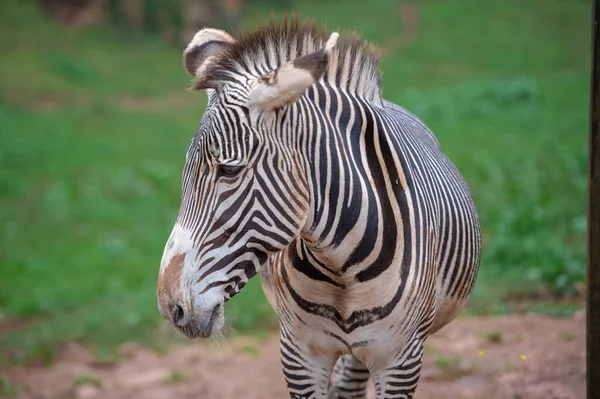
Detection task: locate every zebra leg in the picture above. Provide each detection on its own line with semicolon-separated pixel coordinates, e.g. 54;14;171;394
371;340;425;399
280;337;336;399
328;355;370;399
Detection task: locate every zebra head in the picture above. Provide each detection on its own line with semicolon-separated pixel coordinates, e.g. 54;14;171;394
157;26;339;338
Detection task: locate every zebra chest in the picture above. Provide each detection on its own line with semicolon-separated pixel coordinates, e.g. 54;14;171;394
281;270;404;330
290;303;405;365
282;267;400;318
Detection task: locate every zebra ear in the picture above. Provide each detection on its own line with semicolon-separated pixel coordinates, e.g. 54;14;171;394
248;32;339;111
183;28;235;87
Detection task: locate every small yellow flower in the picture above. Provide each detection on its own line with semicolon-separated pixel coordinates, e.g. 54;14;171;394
520;354;526;360
479;350;485;356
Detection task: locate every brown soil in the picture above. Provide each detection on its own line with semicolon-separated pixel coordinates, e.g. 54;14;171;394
3;312;585;399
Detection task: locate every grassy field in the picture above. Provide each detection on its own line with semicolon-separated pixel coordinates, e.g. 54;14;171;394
0;0;590;365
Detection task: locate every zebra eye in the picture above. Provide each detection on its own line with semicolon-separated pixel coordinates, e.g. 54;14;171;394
219;164;244;178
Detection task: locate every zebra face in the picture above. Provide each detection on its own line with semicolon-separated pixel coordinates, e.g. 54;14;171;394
156;93;311;338
156;27;339;338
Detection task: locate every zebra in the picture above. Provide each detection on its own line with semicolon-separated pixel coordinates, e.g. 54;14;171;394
156;18;481;399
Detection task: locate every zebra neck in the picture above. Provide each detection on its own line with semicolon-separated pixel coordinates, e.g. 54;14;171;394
295;87;404;281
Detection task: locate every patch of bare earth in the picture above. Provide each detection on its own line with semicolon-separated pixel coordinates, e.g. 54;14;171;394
3;312;585;399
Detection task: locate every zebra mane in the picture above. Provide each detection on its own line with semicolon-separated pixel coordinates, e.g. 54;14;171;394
203;17;383;104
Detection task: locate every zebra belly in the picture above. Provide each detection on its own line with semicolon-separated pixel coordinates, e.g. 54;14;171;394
431;294;468;334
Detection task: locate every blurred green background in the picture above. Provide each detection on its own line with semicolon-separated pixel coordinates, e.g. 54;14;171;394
0;0;590;366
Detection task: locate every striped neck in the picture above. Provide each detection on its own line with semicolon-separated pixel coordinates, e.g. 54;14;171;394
290;83;395;278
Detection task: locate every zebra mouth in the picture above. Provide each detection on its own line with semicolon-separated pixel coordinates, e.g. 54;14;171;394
177;303;223;339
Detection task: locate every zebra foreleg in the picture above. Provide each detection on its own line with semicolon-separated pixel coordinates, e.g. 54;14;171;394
370;340;425;399
280;338;336;399
328;355;370;399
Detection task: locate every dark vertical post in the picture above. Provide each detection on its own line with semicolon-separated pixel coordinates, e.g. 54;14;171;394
589;0;600;397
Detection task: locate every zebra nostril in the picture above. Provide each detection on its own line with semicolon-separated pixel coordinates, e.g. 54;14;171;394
170;304;185;326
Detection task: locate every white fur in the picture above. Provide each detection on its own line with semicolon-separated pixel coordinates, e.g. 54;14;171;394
185;28;235;54
324;32;339;55
248;64;315;111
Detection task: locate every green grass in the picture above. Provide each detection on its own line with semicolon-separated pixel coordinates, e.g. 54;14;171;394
0;374;17;398
0;0;590;365
166;370;187;383
72;374;101;388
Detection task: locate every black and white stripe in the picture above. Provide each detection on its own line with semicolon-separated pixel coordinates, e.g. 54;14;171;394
159;19;481;399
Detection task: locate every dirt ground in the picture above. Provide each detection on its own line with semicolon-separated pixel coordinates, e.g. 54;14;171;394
4;312;585;399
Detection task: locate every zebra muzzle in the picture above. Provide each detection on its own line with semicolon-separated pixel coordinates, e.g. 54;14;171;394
171;301;223;339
